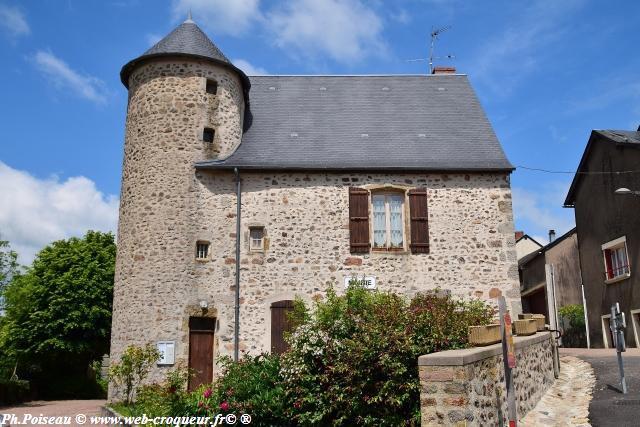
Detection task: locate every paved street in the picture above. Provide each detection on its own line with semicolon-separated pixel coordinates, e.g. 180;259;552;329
0;400;105;427
562;348;640;427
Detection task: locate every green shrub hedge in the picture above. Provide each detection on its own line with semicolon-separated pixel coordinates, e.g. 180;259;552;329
0;379;30;406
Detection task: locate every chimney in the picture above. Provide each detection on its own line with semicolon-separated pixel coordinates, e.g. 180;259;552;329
515;231;524;241
548;229;556;243
431;66;456;74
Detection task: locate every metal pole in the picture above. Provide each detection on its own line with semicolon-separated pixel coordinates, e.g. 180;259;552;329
498;297;517;426
234;168;241;362
581;284;590;349
617;350;628;394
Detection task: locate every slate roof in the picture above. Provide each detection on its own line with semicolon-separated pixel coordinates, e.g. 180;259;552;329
564;129;640;206
196;74;514;172
120;19;250;94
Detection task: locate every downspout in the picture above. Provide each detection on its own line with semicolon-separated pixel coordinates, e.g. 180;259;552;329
234;168;241;362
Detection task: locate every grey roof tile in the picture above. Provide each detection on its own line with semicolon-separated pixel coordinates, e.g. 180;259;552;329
197;74;513;171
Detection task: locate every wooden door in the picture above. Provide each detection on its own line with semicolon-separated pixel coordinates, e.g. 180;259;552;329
271;300;294;354
188;317;215;391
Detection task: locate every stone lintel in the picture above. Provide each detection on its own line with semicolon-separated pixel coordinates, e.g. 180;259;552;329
418;331;551;366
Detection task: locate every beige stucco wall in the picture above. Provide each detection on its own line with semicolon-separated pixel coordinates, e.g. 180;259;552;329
516;237;541;260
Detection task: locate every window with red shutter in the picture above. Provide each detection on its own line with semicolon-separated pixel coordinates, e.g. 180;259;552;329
408;188;429;254
349;187;370;253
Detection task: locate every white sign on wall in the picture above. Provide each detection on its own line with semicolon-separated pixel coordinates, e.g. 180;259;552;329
157;341;175;365
344;276;376;290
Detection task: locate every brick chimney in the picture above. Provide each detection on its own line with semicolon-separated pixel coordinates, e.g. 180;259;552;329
431;66;456;74
515;231;524;241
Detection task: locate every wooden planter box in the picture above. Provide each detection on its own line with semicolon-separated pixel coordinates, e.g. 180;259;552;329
531;314;546;331
513;319;537;336
468;324;501;346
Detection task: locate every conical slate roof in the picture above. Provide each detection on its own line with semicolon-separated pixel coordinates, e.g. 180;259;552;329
120;18;250;95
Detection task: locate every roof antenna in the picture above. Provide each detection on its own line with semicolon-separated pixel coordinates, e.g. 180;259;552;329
406;25;455;73
186;9;193;23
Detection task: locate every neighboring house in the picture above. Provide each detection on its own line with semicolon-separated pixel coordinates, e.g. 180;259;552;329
109;18;520;393
515;231;543;260
518;228;583;330
564;128;640;348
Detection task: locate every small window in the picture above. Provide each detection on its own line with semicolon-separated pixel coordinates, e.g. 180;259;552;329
203;128;215;143
249;227;265;251
602;236;630;282
371;193;405;250
196;241;210;260
206;79;218;95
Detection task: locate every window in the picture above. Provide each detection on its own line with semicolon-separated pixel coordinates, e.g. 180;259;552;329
371;193;404;250
206;79;218;95
196;241;209;260
249;227;264;251
602;236;630;282
203;128;215;143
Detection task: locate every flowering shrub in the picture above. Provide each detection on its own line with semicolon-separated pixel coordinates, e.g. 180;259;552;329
108;344;160;405
184;354;289;426
280;286;494;426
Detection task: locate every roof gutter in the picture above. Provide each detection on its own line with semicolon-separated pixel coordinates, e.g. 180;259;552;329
233;167;241;362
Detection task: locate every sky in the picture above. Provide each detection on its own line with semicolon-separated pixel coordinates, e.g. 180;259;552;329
0;0;639;264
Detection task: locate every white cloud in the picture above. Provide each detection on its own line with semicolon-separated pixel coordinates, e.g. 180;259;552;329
172;0;261;36
0;162;119;265
511;182;575;241
470;0;585;94
0;4;30;38
232;58;268;75
267;0;386;64
31;50;108;105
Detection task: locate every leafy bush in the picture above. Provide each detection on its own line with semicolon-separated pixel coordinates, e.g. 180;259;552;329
280;285;494;426
0;379;30;406
558;304;587;348
109;344;160;405
184;354;288;426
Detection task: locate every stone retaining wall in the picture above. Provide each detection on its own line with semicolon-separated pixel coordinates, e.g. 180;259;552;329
418;332;554;426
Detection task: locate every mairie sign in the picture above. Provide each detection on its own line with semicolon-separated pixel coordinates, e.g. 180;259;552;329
344;276;376;289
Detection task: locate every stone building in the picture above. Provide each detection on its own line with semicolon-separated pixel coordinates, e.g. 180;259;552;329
110;17;520;393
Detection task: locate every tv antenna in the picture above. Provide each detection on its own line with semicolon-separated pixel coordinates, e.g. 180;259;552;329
406;25;454;73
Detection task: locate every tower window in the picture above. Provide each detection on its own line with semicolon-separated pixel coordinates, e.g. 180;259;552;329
196;241;210;260
203;128;215;143
206;79;218;95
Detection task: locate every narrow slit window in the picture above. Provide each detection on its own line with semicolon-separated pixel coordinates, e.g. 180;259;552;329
203;128;215;143
196;242;210;259
206;79;218;95
249;227;265;251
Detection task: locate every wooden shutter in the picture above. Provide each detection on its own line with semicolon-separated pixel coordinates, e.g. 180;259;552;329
271;300;294;355
409;188;430;254
349;187;370;253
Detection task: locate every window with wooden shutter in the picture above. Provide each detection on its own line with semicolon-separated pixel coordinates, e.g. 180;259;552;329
349;187;370;253
271;300;294;355
409;188;429;254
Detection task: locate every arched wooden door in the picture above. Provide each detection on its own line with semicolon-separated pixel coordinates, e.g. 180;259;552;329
270;300;294;354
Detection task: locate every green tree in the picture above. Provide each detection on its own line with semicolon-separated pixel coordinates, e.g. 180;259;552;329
0;237;20;310
0;231;116;397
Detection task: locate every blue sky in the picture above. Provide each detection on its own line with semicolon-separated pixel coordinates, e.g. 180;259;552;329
1;0;639;263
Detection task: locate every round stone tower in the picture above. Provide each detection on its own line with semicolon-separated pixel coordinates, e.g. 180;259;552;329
110;17;249;394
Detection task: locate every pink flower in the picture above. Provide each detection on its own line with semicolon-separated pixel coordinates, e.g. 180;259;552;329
220;401;229;411
203;387;212;398
197;401;203;408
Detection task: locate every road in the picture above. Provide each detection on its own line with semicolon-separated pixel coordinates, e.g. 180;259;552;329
561;348;640;427
1;400;105;427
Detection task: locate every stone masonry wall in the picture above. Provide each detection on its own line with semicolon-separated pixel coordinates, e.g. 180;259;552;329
110;58;244;398
194;171;521;360
418;332;555;426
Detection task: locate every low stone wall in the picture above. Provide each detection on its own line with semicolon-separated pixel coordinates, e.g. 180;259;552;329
418;332;554;426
